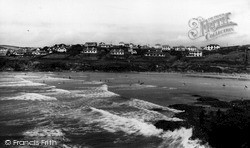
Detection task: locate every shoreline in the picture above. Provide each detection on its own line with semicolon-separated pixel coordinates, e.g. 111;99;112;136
2;70;250;78
0;71;249;147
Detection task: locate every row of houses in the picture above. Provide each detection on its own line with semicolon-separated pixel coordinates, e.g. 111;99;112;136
84;42;220;51
82;42;221;57
155;44;220;51
82;45;202;58
0;42;221;58
81;42;209;57
0;44;69;56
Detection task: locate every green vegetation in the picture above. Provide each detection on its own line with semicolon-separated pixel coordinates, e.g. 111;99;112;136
0;45;249;73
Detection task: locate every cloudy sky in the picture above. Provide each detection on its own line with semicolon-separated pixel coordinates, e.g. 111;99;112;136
0;0;249;47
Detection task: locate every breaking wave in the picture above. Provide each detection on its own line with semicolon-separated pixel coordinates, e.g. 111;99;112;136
24;127;64;137
72;84;119;98
160;128;209;148
121;107;183;122
1;93;57;101
83;107;208;148
0;79;45;87
126;98;183;113
87;107;163;136
45;88;71;94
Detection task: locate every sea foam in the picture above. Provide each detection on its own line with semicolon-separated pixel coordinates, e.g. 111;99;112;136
1;93;57;101
24;127;64;137
122;107;183;122
127;99;183;113
88;107;163;136
72;84;119;98
84;107;208;148
0;79;46;87
160;128;210;148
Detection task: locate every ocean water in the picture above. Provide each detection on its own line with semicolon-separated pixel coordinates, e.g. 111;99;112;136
0;72;249;148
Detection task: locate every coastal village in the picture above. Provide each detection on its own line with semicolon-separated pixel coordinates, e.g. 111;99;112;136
0;42;249;73
0;42;223;58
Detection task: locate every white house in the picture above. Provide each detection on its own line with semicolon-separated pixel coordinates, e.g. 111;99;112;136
56;47;67;53
119;42;125;46
99;42;112;48
32;50;40;55
173;46;186;51
186;46;198;51
205;44;220;51
162;45;171;51
99;42;106;47
145;51;165;57
128;48;137;54
110;49;124;55
83;48;97;54
0;48;8;56
129;43;137;49
154;44;162;49
187;50;203;57
85;42;98;47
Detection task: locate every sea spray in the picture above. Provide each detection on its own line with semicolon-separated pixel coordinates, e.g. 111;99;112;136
159;128;210;148
71;84;119;98
127;98;184;113
86;107;209;148
1;93;57;101
88;107;164;136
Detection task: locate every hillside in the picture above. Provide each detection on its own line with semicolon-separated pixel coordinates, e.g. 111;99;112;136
0;44;249;73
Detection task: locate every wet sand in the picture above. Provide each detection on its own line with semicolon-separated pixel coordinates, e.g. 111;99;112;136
1;71;249;105
49;71;250;105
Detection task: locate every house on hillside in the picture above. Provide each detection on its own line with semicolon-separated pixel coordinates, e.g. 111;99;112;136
119;42;125;46
186;46;198;51
205;44;220;51
110;49;125;55
154;44;162;49
39;51;48;55
124;43;130;48
85;42;98;48
128;48;137;55
0;48;8;56
145;51;165;57
173;46;186;51
99;42;112;48
99;42;105;47
83;48;98;54
186;50;203;57
32;50;40;55
56;47;67;53
12;49;25;56
162;45;171;51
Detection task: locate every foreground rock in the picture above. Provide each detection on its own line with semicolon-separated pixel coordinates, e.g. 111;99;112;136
155;97;250;148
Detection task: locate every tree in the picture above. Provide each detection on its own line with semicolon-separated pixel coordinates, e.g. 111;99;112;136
68;44;83;55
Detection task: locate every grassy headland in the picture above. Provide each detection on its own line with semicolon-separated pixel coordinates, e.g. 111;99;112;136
0;46;250;73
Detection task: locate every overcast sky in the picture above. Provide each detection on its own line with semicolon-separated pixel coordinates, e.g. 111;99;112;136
0;0;249;47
